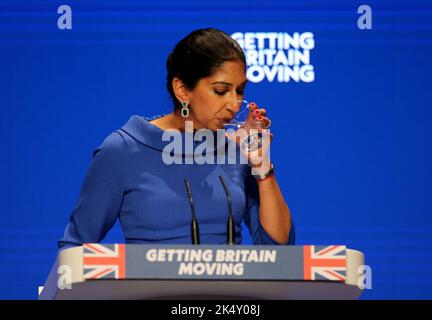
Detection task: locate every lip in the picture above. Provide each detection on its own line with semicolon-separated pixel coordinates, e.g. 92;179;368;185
220;117;233;123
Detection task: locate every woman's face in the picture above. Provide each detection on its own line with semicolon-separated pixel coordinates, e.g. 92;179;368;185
187;60;247;131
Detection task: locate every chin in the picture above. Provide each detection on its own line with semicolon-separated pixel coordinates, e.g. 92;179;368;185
208;119;223;131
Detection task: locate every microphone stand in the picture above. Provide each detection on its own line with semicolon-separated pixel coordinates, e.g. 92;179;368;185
219;176;235;245
184;178;200;245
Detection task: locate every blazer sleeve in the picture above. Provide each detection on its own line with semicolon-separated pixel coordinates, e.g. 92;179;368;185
57;131;125;249
242;170;295;245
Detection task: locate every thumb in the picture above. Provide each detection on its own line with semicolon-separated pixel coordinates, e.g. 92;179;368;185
225;130;236;143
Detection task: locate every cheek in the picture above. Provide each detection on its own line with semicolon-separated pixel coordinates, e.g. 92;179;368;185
196;98;222;119
206;108;224;128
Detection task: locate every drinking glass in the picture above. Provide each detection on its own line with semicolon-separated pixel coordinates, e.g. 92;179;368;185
222;99;271;152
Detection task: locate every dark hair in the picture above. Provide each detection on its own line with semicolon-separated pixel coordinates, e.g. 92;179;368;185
166;28;246;110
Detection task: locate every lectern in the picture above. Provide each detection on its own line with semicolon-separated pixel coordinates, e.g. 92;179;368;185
39;244;364;300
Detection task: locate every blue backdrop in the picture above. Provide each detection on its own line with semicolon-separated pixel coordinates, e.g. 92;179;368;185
1;0;431;299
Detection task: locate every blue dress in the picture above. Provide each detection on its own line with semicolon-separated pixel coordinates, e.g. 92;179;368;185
58;115;295;249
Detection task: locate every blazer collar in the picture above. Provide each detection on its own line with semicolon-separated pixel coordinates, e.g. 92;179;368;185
120;115;229;156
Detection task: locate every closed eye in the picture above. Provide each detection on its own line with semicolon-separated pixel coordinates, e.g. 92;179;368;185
214;90;228;96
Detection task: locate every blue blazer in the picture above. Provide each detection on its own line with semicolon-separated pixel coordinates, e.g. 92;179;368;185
58;115;295;248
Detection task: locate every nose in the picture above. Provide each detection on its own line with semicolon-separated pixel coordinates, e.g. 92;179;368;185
225;98;244;114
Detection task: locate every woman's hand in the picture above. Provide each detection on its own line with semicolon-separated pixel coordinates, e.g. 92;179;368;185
226;102;273;172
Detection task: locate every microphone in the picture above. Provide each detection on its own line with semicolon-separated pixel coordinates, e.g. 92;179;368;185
219;176;235;245
184;178;200;245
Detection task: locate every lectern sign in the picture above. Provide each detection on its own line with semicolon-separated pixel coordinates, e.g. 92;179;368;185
82;244;346;282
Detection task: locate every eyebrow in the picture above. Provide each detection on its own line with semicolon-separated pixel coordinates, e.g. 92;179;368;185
211;80;248;87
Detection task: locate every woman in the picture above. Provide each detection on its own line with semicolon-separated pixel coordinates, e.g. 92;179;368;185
58;28;295;249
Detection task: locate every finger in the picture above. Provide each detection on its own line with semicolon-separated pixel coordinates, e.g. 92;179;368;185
253;108;267;116
248;102;258;111
224;131;236;143
254;116;271;129
246;103;259;123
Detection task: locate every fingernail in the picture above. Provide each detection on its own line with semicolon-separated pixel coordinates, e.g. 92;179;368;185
256;115;263;120
253;110;260;116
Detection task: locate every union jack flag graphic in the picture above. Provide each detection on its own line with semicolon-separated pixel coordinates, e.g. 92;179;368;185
303;245;347;281
83;244;126;280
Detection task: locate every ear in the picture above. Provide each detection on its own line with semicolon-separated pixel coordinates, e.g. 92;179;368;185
172;77;191;103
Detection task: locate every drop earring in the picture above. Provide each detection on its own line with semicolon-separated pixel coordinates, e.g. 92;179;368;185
181;101;190;118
